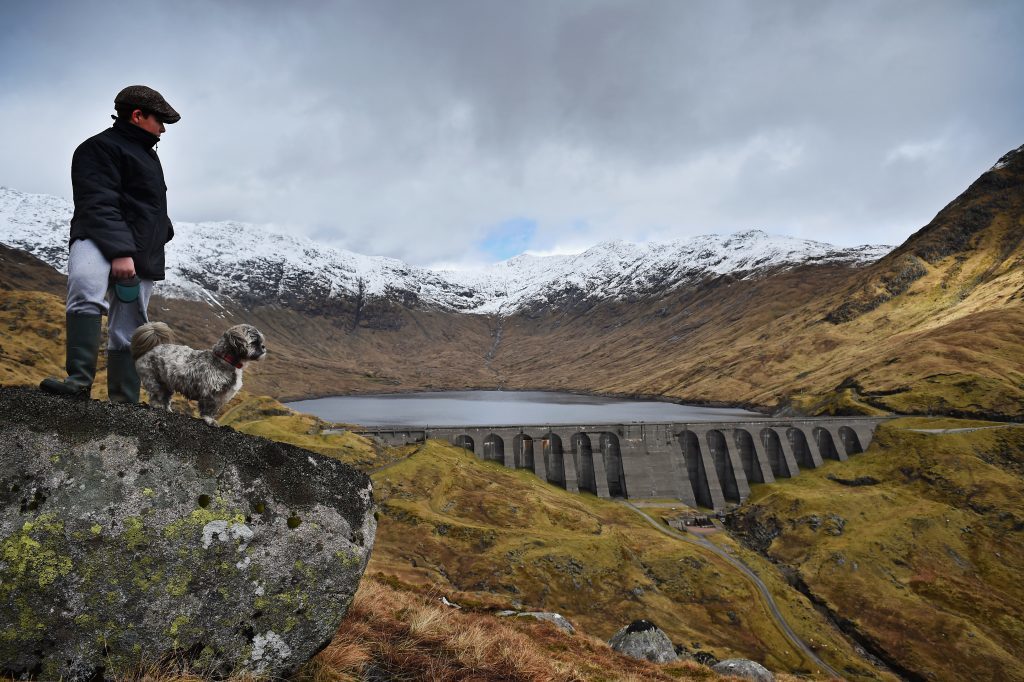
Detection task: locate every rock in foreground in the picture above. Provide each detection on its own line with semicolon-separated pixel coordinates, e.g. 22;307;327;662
607;619;678;663
0;387;375;681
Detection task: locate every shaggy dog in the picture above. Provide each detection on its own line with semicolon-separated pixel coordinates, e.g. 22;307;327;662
131;322;267;425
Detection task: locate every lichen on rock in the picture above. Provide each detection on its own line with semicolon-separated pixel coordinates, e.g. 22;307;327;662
0;386;376;681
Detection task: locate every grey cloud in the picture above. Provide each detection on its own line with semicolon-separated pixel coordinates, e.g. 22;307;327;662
0;0;1021;265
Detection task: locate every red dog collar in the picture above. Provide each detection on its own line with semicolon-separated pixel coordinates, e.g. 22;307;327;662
214;352;243;369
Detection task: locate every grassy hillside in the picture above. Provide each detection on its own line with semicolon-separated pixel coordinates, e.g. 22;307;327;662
218;394;401;469
0;287;66;387
191;397;882;678
727;419;1024;681
159;396;886;679
367;440;886;679
221;400;1023;681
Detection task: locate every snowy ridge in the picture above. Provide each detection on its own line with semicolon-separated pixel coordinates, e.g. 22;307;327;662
0;186;891;314
989;144;1024;172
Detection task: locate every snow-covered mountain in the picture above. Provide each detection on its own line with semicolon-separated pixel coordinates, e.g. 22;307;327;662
0;186;891;315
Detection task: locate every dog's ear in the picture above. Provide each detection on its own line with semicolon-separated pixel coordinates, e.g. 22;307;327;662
224;326;249;358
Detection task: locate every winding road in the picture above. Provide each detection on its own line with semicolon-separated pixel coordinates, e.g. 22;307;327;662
619;501;844;680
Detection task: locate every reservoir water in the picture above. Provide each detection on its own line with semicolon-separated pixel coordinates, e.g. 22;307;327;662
285;390;764;427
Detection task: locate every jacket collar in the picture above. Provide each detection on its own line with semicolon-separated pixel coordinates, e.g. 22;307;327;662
112;118;160;149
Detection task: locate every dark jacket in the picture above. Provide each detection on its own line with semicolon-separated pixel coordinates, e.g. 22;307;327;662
69;119;174;280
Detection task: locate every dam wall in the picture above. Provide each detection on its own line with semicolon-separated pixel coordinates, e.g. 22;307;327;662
357;418;885;510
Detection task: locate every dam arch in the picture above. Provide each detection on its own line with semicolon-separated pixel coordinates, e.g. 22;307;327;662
787;428;814;468
570;433;597;495
513;434;534;469
679;431;714;508
483;434;505;463
707;430;742;502
813;427;840;461
542;432;565;489
733;428;764;484
760;428;791;478
600;433;627;497
838;426;863;455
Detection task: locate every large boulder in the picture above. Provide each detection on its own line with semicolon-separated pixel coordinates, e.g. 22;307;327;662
607;619;678;663
0;387;375;681
712;658;775;681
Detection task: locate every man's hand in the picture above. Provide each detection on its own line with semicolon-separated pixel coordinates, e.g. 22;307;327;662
110;256;136;280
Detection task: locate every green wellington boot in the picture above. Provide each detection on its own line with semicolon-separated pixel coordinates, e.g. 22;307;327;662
106;348;141;404
39;313;102;398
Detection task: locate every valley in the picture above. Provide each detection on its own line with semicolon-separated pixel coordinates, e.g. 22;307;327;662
0;143;1021;680
5;145;1020;419
216;395;1024;681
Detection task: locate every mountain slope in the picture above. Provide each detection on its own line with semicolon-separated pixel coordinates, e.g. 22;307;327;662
826;143;1024;323
1;143;1020;418
0;185;887;316
488;143;1024;419
728;418;1024;681
0;243;503;399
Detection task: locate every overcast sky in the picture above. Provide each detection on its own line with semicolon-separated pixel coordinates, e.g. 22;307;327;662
1;1;1021;267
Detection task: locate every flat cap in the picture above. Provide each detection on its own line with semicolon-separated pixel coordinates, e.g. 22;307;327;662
114;85;180;124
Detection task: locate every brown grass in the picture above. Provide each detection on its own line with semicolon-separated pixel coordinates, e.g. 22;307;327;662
297;577;720;682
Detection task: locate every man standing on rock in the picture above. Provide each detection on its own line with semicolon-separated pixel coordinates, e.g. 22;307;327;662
40;85;179;403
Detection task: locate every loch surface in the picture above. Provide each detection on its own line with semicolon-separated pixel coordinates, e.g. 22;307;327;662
286;390;764;427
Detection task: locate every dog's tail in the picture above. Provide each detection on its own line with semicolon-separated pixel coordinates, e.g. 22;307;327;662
131;322;176;361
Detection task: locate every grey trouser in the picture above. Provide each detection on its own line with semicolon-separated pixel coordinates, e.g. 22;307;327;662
66;238;153;351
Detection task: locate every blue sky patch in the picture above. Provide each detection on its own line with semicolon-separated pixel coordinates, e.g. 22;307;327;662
478;218;537;260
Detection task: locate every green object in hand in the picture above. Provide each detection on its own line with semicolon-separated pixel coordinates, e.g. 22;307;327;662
115;276;140;303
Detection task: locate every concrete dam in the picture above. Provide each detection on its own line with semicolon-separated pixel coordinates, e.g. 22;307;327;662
358;417;886;510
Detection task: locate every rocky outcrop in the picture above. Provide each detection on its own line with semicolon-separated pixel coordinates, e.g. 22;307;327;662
827;473;881;487
824;253;928;323
517;612;576;634
723;506;783;554
0;387;375;681
826;141;1024;325
712;658;774;681
607;619;678;663
495;610;576;634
